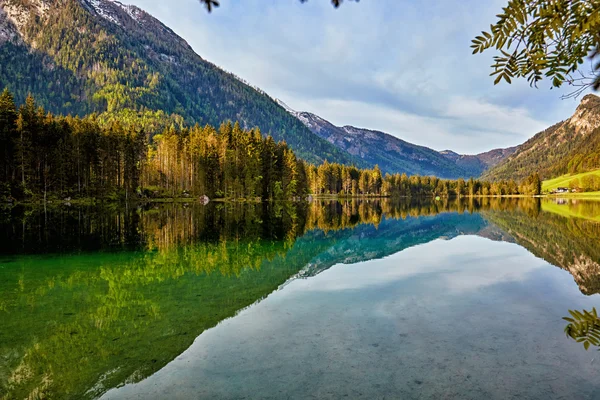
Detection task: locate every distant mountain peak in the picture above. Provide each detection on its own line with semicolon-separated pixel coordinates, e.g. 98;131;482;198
484;93;600;181
277;103;494;178
275;99;518;177
580;93;600;104
568;93;600;135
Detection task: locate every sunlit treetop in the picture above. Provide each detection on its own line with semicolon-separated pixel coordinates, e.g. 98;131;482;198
472;0;600;98
198;0;358;12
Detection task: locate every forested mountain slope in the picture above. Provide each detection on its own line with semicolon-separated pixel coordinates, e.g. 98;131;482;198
289;110;465;178
483;94;600;181
278;100;516;178
0;0;361;165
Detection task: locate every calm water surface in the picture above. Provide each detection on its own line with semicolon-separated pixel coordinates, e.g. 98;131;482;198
1;198;600;399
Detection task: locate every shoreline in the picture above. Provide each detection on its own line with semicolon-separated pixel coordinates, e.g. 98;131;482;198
542;192;600;200
3;193;600;207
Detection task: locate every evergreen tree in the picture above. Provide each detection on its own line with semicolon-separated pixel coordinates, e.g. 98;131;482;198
0;88;17;191
0;90;533;203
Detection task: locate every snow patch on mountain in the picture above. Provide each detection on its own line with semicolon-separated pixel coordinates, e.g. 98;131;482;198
297;114;313;127
87;0;120;25
276;101;333;132
276;99;297;115
120;3;143;22
84;0;144;26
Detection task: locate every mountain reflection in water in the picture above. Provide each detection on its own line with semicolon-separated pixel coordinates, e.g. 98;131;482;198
1;197;599;399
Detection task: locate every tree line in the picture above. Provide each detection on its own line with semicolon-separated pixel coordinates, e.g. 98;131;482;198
0;0;358;167
307;162;541;197
0;90;543;203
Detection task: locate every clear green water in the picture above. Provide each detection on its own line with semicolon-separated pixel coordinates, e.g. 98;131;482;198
1;199;600;399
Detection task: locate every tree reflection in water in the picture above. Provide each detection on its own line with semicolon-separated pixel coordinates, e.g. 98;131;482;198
1;197;600;399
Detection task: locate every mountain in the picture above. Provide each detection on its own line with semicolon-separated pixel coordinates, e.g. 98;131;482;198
298;200;600;297
440;147;518;177
278;101;467;178
295;211;494;278
475;147;520;168
484;206;600;295
278;100;516;178
483;94;600;181
0;0;361;166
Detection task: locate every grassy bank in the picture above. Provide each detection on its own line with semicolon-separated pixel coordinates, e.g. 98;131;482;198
542;169;600;193
541;199;600;222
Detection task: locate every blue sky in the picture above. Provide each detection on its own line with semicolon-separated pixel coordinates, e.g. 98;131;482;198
127;0;589;154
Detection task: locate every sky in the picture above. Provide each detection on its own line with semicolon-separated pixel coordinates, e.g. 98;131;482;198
126;0;590;154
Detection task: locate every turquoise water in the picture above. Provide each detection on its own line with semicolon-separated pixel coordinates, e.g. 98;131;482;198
1;199;600;399
105;236;600;400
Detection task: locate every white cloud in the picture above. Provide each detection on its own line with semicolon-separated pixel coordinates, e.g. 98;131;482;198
285;95;549;153
126;0;585;154
288;236;548;294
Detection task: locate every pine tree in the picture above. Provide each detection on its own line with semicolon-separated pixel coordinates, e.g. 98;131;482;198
0;88;17;190
282;149;299;199
15;94;40;197
534;173;542;195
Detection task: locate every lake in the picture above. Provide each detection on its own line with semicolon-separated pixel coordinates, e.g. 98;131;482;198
1;198;599;399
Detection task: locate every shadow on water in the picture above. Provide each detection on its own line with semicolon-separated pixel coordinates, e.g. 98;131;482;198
0;197;599;399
